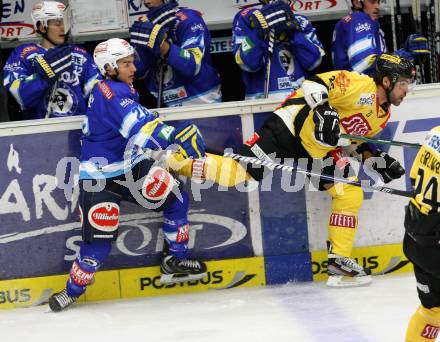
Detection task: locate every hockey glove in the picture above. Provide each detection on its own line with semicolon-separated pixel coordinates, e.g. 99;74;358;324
146;1;178;30
170;121;205;159
35;45;73;82
405;34;430;58
370;149;405;183
250;1;296;37
312;104;340;147
130;21;168;57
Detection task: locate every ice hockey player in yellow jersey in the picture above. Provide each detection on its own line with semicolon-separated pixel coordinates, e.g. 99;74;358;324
404;126;440;341
167;53;415;287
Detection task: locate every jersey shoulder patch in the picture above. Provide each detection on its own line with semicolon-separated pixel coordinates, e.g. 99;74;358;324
73;46;88;55
19;44;40;59
97;81;115;101
342;15;352;23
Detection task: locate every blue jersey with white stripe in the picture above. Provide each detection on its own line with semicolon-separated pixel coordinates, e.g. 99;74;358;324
232;7;324;100
135;8;221;107
80;80;174;180
332;12;387;76
3;43;101;120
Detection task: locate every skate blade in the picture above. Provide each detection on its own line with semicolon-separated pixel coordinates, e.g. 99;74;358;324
326;274;372;288
160;272;208;285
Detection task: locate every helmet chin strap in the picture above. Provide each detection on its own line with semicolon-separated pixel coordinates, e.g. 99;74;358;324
383;81;395;110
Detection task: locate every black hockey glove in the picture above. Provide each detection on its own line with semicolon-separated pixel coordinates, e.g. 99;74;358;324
170;121;205;159
130;21;168;57
35;45;73;82
146;1;178;30
312;103;340;147
370;149;405;183
250;1;296;37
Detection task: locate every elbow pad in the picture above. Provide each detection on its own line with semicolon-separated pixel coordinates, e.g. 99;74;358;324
301;80;328;110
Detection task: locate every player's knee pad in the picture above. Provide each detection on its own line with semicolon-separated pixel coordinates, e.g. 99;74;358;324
406;305;440;341
79;186;121;242
67;240;112;297
163;191;189;259
327;182;363;214
141;165;182;212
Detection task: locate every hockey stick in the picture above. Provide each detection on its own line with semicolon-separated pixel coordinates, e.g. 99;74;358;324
221;150;414;197
410;0;426;84
340;133;422;149
435;0;440;81
156;59;165;108
263;29;275;98
395;0;404;48
389;0;398;52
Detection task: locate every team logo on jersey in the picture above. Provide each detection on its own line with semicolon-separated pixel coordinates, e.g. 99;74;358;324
335;72;350;94
47;86;78;116
142;167;174;201
340;113;372;136
356;93;375;107
88;202;120;232
278;49;294;75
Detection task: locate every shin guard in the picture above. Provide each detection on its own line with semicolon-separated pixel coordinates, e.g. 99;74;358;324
326;181;363;257
406;305;440;341
66;240;112;298
163;191;190;259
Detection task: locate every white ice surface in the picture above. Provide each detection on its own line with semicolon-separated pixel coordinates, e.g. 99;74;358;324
1;273;419;342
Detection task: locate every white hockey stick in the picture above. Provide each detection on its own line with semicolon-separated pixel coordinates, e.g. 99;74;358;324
221;150;414;198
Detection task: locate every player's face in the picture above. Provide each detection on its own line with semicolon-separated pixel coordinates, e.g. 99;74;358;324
363;0;380;20
45;19;66;45
144;0;164;9
389;77;412;106
116;55;136;85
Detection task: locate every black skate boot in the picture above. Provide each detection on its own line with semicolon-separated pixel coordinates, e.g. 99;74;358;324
160;255;207;284
49;288;78;312
326;241;372;287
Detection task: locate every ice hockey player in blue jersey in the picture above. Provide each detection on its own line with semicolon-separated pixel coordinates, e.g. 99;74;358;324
232;0;324;100
48;38;208;312
129;0;221;107
2;1;101;120
332;0;430;76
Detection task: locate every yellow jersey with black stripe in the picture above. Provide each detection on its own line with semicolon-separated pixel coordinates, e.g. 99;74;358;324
410;126;440;215
274;70;390;158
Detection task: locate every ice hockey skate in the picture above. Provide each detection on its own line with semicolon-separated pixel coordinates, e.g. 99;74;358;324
326;241;372;287
160;255;208;285
48;288;78;312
